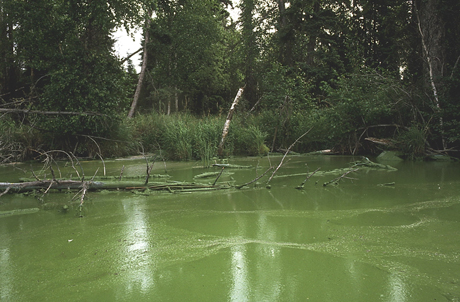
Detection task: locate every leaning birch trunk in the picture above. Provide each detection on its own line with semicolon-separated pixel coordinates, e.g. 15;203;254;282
218;87;245;156
415;2;445;149
128;12;152;118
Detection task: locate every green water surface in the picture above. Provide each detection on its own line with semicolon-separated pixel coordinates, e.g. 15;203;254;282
1;156;459;301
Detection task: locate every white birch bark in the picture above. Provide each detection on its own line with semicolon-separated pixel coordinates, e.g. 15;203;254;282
218;87;245;156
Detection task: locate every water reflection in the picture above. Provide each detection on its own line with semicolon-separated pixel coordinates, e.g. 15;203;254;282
230;245;248;302
387;273;407;302
0;157;458;301
0;245;11;300
117;198;154;297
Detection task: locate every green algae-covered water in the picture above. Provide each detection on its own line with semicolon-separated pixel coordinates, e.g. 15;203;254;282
1;155;460;301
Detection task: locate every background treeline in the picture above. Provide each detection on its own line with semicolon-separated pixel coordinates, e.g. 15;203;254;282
1;0;459;162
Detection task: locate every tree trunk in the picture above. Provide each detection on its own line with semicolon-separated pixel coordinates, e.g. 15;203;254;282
306;0;320;66
175;88;179;112
128;11;152;118
277;0;293;66
218;87;245;156
415;0;445;148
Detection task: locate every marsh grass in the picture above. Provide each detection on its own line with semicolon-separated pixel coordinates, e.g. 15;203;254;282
130;113;270;161
193;118;221;167
396;126;427;160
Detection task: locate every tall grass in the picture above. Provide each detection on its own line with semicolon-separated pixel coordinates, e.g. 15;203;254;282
131;112;269;161
193;118;222;167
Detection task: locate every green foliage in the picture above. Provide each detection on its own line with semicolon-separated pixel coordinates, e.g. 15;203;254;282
0;0;147;146
259;62;312;112
396;126;427;160
0;0;459;159
312;70;413;151
229;123;269;156
145;0;234;114
128;113;269;160
0;117;27;162
162;118;194;161
192;118;222;167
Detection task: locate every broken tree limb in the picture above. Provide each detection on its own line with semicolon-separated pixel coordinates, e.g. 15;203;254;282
144;156;156;185
218;86;245;156
236;166;274;189
323;168;359;187
296;167;321;190
120;47;143;64
267;128;313;184
212;167;225;186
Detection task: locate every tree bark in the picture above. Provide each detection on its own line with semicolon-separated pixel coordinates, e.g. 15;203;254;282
128;11;152;118
218;87;245;156
414;0;445;148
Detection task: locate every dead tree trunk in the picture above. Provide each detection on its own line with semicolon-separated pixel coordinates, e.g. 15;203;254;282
128;11;152;118
218;87;245;156
414;0;446;148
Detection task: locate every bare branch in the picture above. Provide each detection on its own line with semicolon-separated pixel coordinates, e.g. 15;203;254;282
267;128;313;184
236;166;274;189
323;168;359;187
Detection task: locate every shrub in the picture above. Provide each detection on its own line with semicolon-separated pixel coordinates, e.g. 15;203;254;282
396;126;427;160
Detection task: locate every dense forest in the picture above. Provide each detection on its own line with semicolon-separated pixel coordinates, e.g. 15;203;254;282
1;0;459;162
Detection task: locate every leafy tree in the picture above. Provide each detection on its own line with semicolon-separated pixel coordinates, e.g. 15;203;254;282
143;0;235;115
1;0;153;138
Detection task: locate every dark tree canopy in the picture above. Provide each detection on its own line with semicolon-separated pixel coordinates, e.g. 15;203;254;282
1;0;460;154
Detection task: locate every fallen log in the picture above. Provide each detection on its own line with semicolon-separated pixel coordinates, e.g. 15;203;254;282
212;164;252;169
18;174;171;183
193;171;233;179
0;179;231;194
0;180;104;192
126;183;232;193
